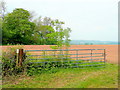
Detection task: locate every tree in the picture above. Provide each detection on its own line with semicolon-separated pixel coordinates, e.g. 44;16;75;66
0;0;6;20
33;17;57;45
0;0;6;45
34;16;71;49
63;27;71;49
2;7;72;45
2;8;35;44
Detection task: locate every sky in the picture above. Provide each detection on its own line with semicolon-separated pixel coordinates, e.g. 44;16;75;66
3;0;119;41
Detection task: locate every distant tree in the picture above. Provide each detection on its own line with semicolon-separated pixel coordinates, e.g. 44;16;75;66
90;43;93;45
2;8;35;44
84;43;89;45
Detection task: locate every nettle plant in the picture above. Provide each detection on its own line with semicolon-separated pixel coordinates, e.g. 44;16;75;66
26;50;74;76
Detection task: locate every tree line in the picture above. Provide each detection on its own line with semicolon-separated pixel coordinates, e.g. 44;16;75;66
0;1;71;48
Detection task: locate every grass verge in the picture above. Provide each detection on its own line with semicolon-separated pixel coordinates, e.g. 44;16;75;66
2;63;118;88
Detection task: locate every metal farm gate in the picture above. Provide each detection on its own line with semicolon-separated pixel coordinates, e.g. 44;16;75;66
25;49;106;68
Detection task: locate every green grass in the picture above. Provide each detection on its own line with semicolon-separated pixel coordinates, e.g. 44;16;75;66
2;63;118;88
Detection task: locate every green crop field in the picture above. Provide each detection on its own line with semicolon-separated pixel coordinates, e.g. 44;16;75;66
2;63;118;88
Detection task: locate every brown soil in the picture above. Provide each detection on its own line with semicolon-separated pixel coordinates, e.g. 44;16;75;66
1;45;118;64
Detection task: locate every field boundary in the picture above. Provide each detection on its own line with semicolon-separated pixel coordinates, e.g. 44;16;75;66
16;48;107;68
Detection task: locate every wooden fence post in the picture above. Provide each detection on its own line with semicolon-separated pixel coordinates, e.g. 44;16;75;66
18;49;24;67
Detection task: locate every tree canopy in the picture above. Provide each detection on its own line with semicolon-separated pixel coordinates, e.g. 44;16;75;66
2;7;72;48
2;8;35;44
33;17;71;47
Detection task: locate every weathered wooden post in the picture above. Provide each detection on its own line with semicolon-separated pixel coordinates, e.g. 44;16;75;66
18;49;24;67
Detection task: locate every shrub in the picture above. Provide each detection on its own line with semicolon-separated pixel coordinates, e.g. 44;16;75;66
26;50;78;76
2;46;27;76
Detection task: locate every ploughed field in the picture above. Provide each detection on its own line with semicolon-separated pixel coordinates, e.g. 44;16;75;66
1;45;118;64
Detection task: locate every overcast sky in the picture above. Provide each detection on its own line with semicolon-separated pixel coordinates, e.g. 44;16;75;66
4;0;118;41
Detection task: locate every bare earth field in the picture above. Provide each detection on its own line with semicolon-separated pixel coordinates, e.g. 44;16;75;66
1;45;118;64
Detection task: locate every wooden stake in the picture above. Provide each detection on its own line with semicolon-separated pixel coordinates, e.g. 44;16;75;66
18;49;24;67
